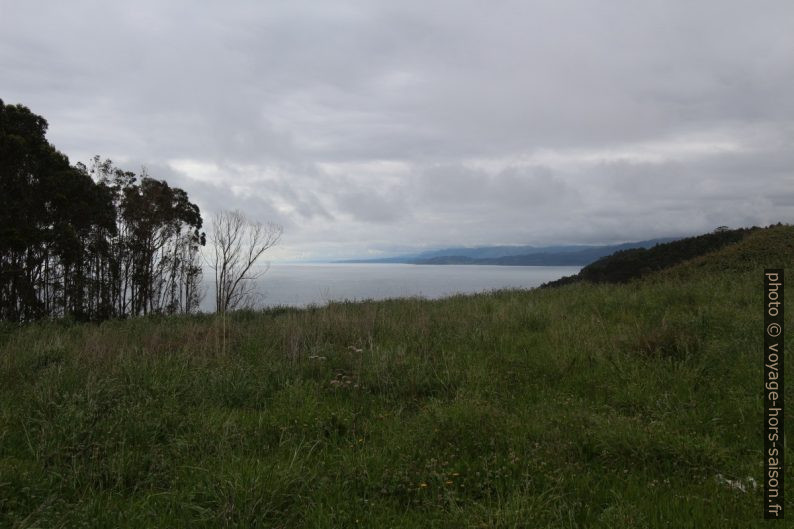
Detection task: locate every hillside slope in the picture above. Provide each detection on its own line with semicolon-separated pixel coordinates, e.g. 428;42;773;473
0;225;791;528
543;225;764;287
661;223;793;277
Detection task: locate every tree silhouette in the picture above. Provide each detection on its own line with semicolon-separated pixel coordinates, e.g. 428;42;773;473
0;99;205;322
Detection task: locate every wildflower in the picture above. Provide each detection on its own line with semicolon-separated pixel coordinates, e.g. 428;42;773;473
419;482;428;488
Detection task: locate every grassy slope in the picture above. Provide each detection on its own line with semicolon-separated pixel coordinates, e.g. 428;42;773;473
544;226;759;287
0;226;792;528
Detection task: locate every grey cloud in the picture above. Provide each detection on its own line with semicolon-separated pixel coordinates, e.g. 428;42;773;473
1;0;792;258
335;189;408;224
419;164;577;210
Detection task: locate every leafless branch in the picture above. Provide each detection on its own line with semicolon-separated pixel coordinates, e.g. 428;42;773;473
207;210;282;313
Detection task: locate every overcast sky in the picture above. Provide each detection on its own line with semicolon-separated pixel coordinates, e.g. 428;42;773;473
2;0;793;260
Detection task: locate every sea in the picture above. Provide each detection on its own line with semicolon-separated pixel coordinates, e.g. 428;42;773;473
199;263;580;312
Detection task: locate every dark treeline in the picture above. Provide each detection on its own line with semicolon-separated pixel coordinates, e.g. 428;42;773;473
0;99;205;322
543;225;762;288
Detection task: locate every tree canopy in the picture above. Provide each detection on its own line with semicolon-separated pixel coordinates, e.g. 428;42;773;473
0;99;205;322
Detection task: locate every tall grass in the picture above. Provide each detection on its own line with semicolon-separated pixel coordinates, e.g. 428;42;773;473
1;227;792;528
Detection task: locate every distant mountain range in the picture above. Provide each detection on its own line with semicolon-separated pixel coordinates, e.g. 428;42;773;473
340;238;680;266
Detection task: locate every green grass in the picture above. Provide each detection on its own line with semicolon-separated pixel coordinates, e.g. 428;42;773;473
1;226;792;528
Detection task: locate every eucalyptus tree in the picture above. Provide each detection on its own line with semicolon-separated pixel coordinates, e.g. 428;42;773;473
0;100;206;322
0;99;116;321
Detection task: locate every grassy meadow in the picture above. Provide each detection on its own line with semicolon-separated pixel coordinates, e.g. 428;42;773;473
1;226;792;528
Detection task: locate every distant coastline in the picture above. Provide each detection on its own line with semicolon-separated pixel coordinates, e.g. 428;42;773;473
339;238;678;266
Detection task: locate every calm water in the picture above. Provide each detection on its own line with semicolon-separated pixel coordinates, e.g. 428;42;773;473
201;263;580;311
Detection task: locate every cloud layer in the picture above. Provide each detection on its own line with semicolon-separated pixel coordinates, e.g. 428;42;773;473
2;0;793;259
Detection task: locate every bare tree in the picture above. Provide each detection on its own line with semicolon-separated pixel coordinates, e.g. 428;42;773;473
208;210;282;313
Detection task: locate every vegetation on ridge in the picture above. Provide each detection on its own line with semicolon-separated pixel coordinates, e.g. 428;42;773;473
543;225;761;287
